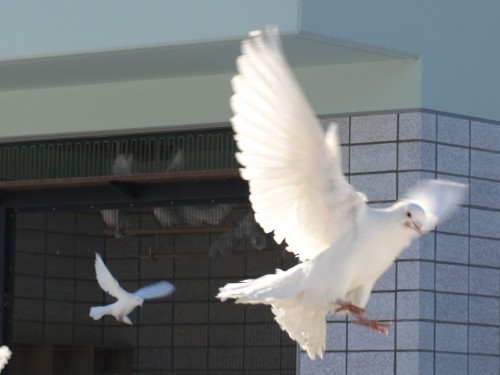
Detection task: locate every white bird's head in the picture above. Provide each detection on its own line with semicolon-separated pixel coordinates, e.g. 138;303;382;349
135;296;144;306
400;202;425;235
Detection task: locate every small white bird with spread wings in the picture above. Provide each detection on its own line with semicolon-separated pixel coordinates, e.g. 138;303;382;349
90;253;175;325
217;27;467;359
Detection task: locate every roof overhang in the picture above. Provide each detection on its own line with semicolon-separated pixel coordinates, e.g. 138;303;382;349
0;30;416;91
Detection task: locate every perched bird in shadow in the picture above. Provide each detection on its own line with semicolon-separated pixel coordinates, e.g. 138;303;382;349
100;209;126;239
90;253;175;325
166;149;185;172
209;212;273;257
179;204;232;226
217;26;467;359
152;149;186;226
111;153;134;175
152;206;180;227
101;154;133;238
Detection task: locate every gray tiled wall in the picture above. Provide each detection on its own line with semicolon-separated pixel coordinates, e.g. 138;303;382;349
10;112;499;374
13;206;297;374
300;111;500;374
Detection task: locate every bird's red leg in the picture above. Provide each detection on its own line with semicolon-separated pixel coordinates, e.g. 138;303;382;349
335;299;365;317
335;299;392;335
353;316;392;335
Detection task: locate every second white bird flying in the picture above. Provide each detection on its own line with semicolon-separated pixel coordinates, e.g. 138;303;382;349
90;253;175;325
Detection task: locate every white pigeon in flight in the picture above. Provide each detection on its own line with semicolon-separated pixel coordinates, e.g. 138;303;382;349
217;26;467;360
90;253;175;325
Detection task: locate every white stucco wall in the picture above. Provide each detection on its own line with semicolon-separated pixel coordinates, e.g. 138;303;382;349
0;0;299;59
1;0;498;139
0;59;420;141
301;0;500;121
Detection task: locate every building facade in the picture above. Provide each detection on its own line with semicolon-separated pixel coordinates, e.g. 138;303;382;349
0;1;498;374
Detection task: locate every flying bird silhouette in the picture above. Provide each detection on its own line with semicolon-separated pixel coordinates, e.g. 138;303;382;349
90;253;175;325
217;26;467;359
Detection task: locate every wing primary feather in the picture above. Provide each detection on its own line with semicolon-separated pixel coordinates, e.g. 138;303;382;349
134;281;175;300
94;253;128;299
231;27;365;260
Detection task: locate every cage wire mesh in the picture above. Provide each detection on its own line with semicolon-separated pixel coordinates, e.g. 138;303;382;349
12;204;297;374
6;127;296;373
0;128;237;181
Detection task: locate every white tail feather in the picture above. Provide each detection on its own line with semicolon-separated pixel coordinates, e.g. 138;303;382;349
217;267;302;303
272;301;326;359
217;265;327;359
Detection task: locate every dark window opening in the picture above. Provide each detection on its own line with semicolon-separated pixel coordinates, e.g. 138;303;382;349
0;128;297;374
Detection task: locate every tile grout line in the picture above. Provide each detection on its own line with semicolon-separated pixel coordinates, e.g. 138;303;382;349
466;119;472;373
433;113;438;375
394;113;400;374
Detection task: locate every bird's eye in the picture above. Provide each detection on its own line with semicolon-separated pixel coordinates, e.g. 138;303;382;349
406;212;412;218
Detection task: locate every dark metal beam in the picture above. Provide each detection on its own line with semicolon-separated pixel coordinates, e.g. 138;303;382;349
0;179;249;212
108;180;138;200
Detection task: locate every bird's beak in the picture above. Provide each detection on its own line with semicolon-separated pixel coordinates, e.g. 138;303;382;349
405;221;423;235
412;221;423;235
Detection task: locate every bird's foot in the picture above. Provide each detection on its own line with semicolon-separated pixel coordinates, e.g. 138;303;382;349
334;299;392;335
334;300;365;317
353;317;392;335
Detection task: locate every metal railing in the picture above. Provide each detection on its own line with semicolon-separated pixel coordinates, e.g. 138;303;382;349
0;128;238;181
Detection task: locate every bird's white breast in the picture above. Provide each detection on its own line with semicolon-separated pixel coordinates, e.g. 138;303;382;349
344;208;415;289
113;294;141;317
301;207;415;305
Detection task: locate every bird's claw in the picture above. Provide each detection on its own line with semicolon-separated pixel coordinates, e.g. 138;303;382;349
334;299;392;335
334;300;365;316
354;318;393;335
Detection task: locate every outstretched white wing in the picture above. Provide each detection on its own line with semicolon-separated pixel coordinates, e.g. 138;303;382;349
404;179;468;232
134;281;175;300
95;253;128;299
231;27;365;261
